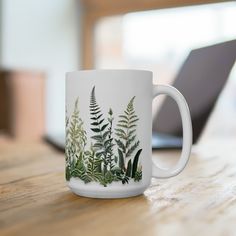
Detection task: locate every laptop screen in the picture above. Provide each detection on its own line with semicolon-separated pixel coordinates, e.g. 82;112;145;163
153;40;236;143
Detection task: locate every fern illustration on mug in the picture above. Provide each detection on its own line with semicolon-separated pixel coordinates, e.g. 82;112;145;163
65;86;142;187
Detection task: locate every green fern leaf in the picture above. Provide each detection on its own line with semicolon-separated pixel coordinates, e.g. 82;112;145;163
119;115;129;120
115;128;126;136
118;149;125;169
93;143;104;148
129;118;139;124
103;131;110;139
126;141;140;157
132;149;142;178
65;98;87;182
126;135;136;149
126;159;132;177
91;128;101;133
91;135;103;141
117;124;128;129
114;96;142;176
101;124;109;131
115;139;126;153
134;167;142;182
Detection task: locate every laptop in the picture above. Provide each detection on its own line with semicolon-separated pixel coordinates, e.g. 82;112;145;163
45;40;236;151
152;39;236;149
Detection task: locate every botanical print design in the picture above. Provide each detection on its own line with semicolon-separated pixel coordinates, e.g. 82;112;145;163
65;86;142;187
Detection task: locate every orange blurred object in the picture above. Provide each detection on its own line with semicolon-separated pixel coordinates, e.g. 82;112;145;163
0;70;45;140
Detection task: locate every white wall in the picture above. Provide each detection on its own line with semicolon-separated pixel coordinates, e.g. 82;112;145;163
1;0;82;135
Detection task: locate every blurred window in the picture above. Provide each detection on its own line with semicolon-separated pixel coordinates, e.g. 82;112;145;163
94;2;236;85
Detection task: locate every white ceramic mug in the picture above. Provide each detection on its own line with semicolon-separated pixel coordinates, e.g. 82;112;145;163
65;70;192;198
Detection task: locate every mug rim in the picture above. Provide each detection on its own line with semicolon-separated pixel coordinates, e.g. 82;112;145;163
66;69;153;78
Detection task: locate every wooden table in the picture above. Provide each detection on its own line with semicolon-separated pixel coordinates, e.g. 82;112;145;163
1;139;236;236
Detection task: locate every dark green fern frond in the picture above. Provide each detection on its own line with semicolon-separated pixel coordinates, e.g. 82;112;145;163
90;86;116;186
106;108;115;170
126;141;140;157
118;149;125;170
126;159;132;177
132;149;142;178
90;86;109;157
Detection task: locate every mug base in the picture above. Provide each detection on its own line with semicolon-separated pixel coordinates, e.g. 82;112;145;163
67;178;149;199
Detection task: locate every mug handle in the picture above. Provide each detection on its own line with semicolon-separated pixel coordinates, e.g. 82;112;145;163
152;85;192;178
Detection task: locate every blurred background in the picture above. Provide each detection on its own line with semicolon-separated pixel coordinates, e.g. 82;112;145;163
0;0;236;145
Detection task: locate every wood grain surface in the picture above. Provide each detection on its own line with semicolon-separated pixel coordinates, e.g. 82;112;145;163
0;139;236;236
